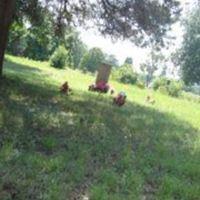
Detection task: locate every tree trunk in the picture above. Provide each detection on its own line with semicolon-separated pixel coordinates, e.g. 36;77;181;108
0;0;16;78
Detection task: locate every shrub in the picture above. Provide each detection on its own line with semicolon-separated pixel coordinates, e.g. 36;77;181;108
167;81;183;97
158;86;169;95
50;46;68;68
152;77;169;90
136;81;145;89
181;91;200;103
111;64;137;85
120;74;137;84
153;77;183;97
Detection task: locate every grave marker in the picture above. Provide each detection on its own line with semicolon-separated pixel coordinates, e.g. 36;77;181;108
96;62;112;84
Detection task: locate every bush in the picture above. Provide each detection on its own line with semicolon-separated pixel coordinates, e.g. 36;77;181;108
111;64;137;85
136;81;145;89
167;81;183;97
181;91;200;103
50;46;68;68
158;86;169;95
152;77;169;90
120;74;137;84
153;77;183;97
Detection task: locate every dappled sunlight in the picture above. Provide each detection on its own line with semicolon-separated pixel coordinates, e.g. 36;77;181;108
0;0;200;199
0;56;200;199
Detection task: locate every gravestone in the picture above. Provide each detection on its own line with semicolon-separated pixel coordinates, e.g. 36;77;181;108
96;62;112;84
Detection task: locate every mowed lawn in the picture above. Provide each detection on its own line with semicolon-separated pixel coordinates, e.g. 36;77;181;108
0;55;200;200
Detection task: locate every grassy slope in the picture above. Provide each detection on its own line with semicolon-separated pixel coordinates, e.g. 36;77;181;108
0;55;200;200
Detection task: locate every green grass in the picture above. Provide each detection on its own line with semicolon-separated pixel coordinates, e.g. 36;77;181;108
0;55;200;200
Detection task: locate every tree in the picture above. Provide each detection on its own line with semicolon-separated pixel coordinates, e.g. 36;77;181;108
72;40;87;68
24;10;56;61
124;57;133;65
0;0;181;77
6;21;27;56
112;63;137;84
50;45;68;68
7;3;58;61
79;47;105;72
105;54;119;67
0;0;16;77
180;7;200;85
140;47;165;86
64;29;87;68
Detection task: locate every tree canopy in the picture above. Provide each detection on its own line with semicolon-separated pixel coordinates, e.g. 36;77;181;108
179;7;200;85
140;47;165;85
41;0;181;46
0;0;181;77
124;57;133;65
79;47;105;72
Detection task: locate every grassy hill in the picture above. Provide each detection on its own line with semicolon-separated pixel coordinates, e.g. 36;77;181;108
0;55;200;200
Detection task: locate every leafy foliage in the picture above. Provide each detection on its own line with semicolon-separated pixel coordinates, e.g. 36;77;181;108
3;0;181;77
79;47;105;72
104;54;119;67
50;46;68;68
15;0;181;47
153;77;183;97
47;0;180;46
24;13;57;60
180;7;200;84
124;57;133;65
181;91;200;103
167;81;184;97
90;0;181;46
136;80;145;89
8;8;57;61
140;48;165;86
64;29;88;68
0;0;181;78
152;77;169;91
7;21;27;56
112;64;137;85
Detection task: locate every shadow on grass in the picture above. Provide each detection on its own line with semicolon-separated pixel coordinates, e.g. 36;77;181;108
0;73;200;199
4;58;42;75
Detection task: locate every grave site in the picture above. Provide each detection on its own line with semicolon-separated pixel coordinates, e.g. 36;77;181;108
0;1;200;199
0;55;200;199
87;63;126;106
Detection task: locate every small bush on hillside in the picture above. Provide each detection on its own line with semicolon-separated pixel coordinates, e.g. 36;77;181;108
136;80;145;89
112;64;137;85
152;77;169;90
50;46;68;68
153;77;183;97
158;85;169;95
167;81;183;97
120;74;137;84
181;91;200;103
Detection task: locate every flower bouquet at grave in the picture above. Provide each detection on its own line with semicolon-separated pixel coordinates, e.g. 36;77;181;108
88;80;110;93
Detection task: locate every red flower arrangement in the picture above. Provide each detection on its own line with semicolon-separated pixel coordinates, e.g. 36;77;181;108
113;92;127;106
88;80;110;93
60;81;72;95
